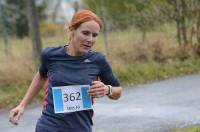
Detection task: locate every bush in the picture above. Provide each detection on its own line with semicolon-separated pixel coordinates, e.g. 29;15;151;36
40;21;65;37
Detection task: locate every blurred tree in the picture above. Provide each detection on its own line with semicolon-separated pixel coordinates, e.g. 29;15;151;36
194;0;200;45
85;0;135;30
27;0;42;65
158;0;200;46
85;0;163;43
85;0;200;49
1;0;46;39
52;0;61;22
0;0;9;54
72;1;80;12
132;0;164;42
3;0;29;38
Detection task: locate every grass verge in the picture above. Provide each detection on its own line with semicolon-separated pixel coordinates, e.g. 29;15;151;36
115;58;200;86
172;125;200;132
1;58;200;109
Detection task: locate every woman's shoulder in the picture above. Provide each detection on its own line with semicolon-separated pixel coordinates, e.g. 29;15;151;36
90;51;106;61
43;46;63;53
42;46;63;56
89;51;109;67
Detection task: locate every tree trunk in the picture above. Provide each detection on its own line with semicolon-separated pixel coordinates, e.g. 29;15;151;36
173;0;182;45
52;0;61;23
2;27;8;55
100;1;110;61
0;1;9;55
197;5;200;45
73;1;80;12
189;26;195;45
93;0;110;60
27;0;42;66
142;30;146;44
102;14;110;59
177;20;182;46
180;0;188;45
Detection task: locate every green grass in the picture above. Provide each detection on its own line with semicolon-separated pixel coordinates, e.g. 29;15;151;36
172;125;200;132
0;85;27;108
1;25;200;109
1;57;200;109
115;58;200;86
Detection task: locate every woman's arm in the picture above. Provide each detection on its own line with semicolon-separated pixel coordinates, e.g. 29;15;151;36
17;72;46;108
9;71;46;125
107;86;122;100
89;81;122;100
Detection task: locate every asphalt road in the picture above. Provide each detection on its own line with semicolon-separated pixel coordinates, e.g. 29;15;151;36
1;74;200;132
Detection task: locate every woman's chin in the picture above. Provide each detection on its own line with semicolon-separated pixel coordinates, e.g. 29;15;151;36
77;49;89;56
82;48;90;53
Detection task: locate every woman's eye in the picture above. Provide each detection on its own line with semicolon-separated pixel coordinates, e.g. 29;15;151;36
82;31;90;36
92;33;98;37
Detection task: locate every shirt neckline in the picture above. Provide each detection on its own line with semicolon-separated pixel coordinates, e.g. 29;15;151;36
63;45;92;59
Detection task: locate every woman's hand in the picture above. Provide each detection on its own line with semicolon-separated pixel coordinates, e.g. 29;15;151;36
8;72;46;125
88;81;109;98
9;105;25;125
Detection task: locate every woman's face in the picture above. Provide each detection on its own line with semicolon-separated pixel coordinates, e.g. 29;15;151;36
70;20;100;56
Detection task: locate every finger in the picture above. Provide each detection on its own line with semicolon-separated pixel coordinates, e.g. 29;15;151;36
15;111;23;122
88;88;104;94
9;110;22;125
9;110;16;119
11;120;18;125
90;82;105;90
91;81;100;85
92;94;104;98
11;113;22;125
90;83;104;88
9;117;18;125
13;122;18;125
91;81;105;87
89;91;104;97
9;111;17;123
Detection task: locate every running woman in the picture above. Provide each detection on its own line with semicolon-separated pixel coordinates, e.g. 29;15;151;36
9;9;122;132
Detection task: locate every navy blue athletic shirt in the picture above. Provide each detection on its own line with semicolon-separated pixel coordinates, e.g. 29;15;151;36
36;45;120;132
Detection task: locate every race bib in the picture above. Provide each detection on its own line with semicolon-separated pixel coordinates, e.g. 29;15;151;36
52;85;92;113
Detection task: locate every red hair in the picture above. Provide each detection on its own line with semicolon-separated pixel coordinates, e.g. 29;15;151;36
69;10;102;31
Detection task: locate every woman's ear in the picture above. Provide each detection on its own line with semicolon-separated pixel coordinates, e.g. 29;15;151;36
71;30;75;37
68;30;75;41
64;24;71;41
65;24;71;33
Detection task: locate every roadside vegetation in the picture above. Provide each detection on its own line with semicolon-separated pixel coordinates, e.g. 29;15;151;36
1;0;200;131
1;25;200;108
172;125;200;132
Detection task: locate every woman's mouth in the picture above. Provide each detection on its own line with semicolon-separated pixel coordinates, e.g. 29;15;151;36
82;44;91;49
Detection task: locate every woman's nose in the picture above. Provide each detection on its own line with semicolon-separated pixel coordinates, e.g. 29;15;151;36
87;34;93;42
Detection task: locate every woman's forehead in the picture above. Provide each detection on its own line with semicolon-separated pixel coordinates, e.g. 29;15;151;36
78;20;100;31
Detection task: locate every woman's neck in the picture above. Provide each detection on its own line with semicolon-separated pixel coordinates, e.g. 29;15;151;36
66;44;84;56
66;44;75;56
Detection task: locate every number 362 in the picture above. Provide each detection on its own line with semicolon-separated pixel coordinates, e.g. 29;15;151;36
63;92;81;102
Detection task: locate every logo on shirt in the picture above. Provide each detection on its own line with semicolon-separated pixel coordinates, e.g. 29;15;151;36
83;59;91;63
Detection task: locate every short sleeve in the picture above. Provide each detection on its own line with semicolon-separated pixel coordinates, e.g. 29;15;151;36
99;55;120;86
39;49;48;78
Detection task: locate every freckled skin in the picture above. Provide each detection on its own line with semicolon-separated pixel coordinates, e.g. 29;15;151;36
68;20;100;56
